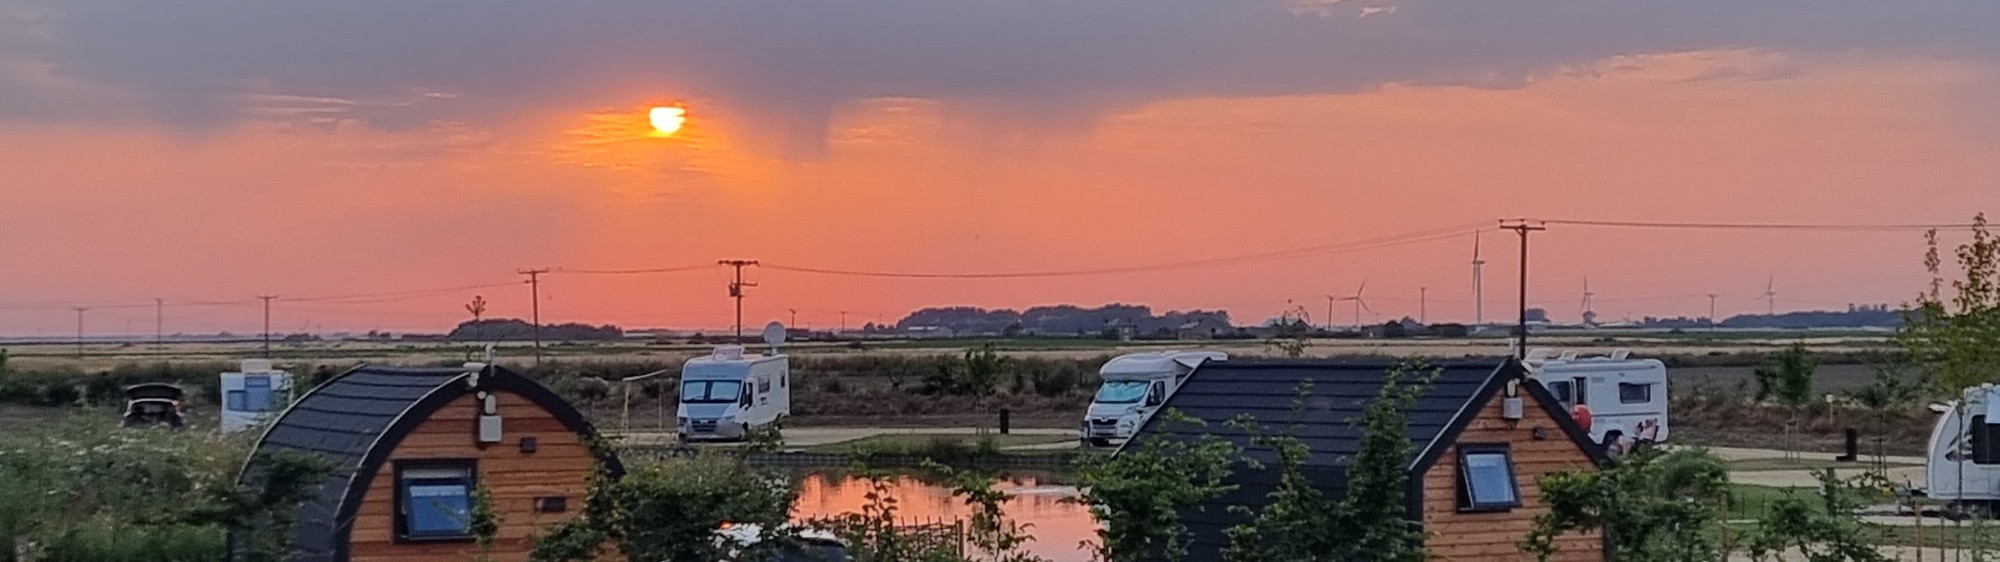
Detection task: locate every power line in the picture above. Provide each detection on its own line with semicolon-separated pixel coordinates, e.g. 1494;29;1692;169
1537;219;1976;232
759;222;1488;279
555;264;714;275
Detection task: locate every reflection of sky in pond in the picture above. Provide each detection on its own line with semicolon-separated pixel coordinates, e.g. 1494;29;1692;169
791;472;1097;562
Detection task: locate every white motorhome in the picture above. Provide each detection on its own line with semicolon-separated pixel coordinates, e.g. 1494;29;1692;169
678;345;791;442
1524;348;1669;452
1081;351;1226;447
1923;385;2000;513
220;359;294;434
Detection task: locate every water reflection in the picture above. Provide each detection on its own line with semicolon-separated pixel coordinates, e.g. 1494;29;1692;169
790;471;1097;562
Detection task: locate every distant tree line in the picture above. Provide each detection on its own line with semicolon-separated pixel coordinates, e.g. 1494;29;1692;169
888;304;1231;336
448;318;624;341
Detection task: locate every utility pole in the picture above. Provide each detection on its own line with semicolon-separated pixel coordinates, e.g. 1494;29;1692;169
71;307;88;358
1707;294;1719;330
154;298;164;351
518;268;550;365
789;308;798;329
258;295;277;358
840;311;848;333
1420;286;1428;324
1501;219;1546;358
718;260;760;341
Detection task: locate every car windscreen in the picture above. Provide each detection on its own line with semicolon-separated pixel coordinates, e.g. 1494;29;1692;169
1093;381;1150;404
681;380;744;403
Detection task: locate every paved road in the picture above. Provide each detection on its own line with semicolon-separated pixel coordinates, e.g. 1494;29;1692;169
609;426;1078;448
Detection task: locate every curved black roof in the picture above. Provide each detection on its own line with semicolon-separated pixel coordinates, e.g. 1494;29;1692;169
238;364;616;562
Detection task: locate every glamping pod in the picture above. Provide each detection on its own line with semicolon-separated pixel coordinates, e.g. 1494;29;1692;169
1123;358;1610;562
232;363;620;562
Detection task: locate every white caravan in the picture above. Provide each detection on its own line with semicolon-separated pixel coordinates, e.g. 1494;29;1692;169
220;359;294;434
1081;351;1226;447
678;345;791;442
1524;348;1669;451
1923;385;2000;513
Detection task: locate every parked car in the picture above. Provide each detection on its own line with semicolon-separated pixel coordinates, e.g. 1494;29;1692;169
120;383;187;429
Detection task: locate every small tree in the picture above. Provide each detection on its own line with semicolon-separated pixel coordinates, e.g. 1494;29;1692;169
1898;215;2000;552
1763;344;1818;458
1744;470;1891;562
1844;354;1922;475
1220;365;1435;562
1523;448;1732;562
1071;411;1240;562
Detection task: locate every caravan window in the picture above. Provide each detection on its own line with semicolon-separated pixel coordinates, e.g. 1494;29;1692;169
681;381;743;403
1544;380;1574;408
1572;377;1590;406
242;375;277;412
397;462;476;541
1618;383;1653;404
1975;416;2000;465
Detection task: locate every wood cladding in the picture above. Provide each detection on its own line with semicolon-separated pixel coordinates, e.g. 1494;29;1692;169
348;391;596;562
1421;388;1604;562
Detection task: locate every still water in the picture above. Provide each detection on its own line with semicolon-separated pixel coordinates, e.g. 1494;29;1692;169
790;471;1098;562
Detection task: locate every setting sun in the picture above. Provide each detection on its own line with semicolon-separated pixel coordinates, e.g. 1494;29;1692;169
648;105;687;136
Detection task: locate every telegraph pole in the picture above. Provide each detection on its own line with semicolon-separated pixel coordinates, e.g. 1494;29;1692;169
718;260;760;341
1420;286;1428;324
1501;220;1546;358
258;295;277;358
789;308;798;329
518;268;550;365
840;311;848;333
71;307;88;358
1707;294;1720;330
154;298;164;351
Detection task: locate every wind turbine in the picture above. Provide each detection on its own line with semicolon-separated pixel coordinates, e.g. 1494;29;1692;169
1471;233;1486;326
1761;276;1777;316
1333;280;1373;329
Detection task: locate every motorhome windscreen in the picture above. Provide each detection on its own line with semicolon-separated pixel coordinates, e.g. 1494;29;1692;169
1093;381;1149;404
682;381;743;403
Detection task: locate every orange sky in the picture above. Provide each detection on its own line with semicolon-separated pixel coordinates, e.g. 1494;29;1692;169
4;2;2000;335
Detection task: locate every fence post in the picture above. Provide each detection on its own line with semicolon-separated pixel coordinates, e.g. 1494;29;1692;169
1837;428;1859;462
999;408;1011;435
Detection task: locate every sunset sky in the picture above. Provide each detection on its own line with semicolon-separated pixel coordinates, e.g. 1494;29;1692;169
4;0;1999;335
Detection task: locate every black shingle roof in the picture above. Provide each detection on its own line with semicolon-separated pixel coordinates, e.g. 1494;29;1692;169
1122;358;1525;562
250;366;471;562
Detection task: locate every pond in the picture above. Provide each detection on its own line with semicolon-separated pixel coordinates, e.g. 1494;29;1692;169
790;471;1098;562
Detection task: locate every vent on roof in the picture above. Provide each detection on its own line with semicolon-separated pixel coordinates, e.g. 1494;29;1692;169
1610;349;1631;361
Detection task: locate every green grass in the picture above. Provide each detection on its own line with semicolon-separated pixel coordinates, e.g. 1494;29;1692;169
803;433;1075;455
1727;458;1919;472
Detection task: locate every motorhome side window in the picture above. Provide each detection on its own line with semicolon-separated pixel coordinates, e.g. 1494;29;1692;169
1974;415;2000;465
1146;381;1166;406
1572;377;1589;406
1545;380;1573;408
1618;382;1652;404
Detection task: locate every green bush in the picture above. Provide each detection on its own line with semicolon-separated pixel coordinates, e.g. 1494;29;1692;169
33;523;225;562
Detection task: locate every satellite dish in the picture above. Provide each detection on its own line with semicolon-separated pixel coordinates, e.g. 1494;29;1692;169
761;321;787;350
